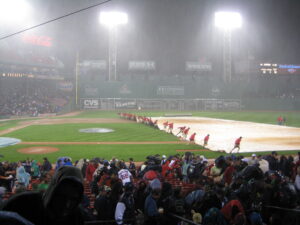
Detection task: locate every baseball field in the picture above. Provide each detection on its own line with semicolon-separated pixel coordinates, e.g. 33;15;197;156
0;110;300;163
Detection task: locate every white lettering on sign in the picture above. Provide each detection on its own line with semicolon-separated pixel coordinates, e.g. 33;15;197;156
83;99;99;109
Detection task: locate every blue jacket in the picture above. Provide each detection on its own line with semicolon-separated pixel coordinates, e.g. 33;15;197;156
144;194;159;217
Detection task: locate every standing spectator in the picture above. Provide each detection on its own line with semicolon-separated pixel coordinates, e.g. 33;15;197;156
85;160;98;183
267;151;279;171
81;159;89;178
115;183;135;225
248;154;259;166
118;163;133;186
144;189;163;225
161;155;167;165
128;158;136;177
134;180;147;212
94;185;112;221
223;157;237;186
182;154;191;183
257;155;269;173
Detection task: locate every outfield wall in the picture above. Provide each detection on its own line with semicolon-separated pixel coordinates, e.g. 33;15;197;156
80;98;241;111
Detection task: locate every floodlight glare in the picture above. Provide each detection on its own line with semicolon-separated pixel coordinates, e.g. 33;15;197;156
99;11;128;27
215;12;242;30
0;0;32;25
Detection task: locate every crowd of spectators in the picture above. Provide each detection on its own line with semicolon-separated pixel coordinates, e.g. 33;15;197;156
0;80;70;117
0;150;300;225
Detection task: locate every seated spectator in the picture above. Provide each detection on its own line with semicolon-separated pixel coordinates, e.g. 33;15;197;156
16;167;30;188
0;162;15;192
202;207;227;225
41;157;52;176
30;160;40;179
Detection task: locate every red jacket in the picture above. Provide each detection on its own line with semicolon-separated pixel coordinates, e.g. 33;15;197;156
189;133;196;141
204;135;209;142
235;137;242;145
85;164;97;182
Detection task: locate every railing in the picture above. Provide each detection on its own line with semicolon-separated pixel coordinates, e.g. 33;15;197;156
84;213;201;225
264;205;300;213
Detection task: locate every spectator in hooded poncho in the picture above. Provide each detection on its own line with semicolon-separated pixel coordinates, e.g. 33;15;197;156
31;160;40;178
16;167;30;188
1;166;85;225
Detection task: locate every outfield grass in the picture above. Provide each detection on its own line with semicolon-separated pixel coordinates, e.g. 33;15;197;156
2;123;179;142
74;110;300;127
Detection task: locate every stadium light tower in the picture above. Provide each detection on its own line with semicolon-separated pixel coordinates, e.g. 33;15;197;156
0;0;32;26
99;11;128;81
215;12;242;83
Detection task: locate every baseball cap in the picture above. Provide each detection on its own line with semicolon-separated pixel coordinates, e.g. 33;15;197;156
162;155;166;159
252;154;256;157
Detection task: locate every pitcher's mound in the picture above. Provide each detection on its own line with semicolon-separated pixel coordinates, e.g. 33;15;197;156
18;146;59;154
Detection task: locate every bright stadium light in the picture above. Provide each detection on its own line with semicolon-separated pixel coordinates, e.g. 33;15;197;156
99;11;128;81
215;12;242;30
214;11;242;83
0;0;32;25
99;11;128;28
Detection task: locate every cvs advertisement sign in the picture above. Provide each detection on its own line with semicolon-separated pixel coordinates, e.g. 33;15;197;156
83;99;99;109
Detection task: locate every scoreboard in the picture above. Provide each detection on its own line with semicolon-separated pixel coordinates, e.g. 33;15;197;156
260;63;300;75
260;63;278;74
278;64;300;75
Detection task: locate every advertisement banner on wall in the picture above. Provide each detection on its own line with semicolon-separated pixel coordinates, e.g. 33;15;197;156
128;61;156;71
83;99;99;109
81;60;107;70
157;86;184;96
185;62;212;72
58;81;73;92
115;100;137;109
